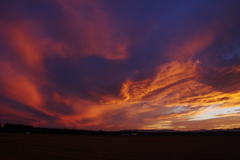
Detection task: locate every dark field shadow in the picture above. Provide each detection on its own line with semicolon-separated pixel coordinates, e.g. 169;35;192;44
1;134;240;160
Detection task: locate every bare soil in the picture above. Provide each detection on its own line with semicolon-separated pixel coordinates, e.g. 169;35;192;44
0;134;240;160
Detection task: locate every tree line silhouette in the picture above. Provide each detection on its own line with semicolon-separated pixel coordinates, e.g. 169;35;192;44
1;123;240;136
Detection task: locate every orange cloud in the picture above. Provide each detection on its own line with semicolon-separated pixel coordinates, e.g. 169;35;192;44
155;109;204;120
118;60;240;131
172;116;240;131
1;20;74;71
0;21;46;72
163;20;229;61
120;60;240;109
216;112;240;117
0;102;47;126
120;60;199;102
55;0;130;60
0;0;131;129
11;24;43;70
52;92;71;106
0;62;43;109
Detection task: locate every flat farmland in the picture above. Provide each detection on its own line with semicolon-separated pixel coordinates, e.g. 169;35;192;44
1;134;240;160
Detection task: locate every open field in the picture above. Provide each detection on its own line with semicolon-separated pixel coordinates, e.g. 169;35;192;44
1;134;240;160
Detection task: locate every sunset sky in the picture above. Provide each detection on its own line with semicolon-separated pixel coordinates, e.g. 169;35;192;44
1;0;240;131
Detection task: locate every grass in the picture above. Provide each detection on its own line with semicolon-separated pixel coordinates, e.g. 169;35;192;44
1;134;240;160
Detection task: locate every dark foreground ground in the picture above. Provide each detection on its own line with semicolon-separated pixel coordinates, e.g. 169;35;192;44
1;134;240;160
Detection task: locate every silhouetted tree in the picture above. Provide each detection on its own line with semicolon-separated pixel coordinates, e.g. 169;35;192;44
2;123;33;133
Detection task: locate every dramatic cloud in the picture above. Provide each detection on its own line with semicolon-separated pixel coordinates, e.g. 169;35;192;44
1;0;240;130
